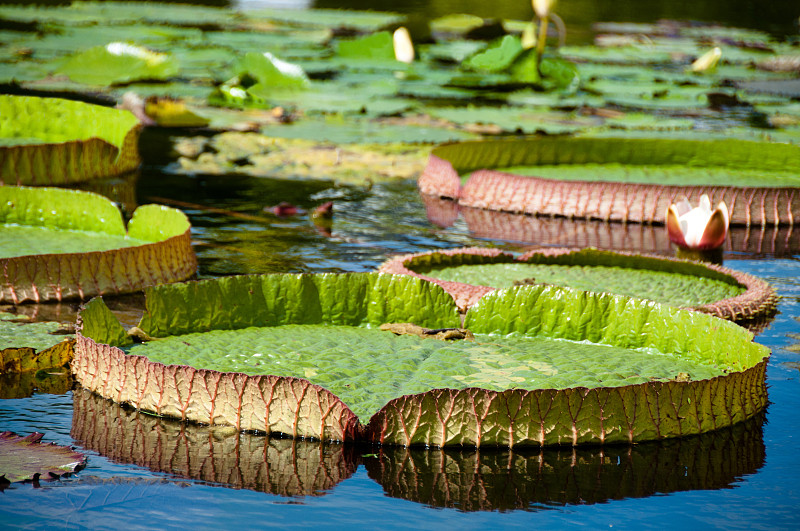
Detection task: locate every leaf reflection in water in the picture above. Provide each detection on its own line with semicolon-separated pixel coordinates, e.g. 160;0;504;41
71;389;765;510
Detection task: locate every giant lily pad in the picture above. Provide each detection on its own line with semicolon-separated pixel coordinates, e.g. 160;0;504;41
418;137;800;225
380;247;777;321
74;272;769;447
0;185;196;303
0;431;86;486
0;95;141;185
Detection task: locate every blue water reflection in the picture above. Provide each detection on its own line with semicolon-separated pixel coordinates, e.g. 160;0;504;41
1;180;799;527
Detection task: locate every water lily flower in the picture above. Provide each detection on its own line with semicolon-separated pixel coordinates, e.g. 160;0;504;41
393;27;415;64
666;194;729;250
691;46;722;72
532;0;557;19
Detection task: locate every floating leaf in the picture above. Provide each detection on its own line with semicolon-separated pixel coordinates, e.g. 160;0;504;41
0;340;74;375
464;34;523;72
418;137;800;225
258;117;477;144
337;31;395;61
143;97;211;128
381;247;776;320
246;7;403;32
237;51;310;92
430;14;485;37
0;1;238;28
0;95;141;185
56;42;180;86
0;432;86;485
0;186;196;303
426;105;598;134
74;272;769;447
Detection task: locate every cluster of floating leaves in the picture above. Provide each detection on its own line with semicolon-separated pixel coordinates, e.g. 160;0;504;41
1;1;798;180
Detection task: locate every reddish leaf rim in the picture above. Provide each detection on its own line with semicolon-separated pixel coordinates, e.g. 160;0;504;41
379;246;778;321
418;138;800;226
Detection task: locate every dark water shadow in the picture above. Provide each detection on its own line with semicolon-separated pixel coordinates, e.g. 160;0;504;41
71;388;766;509
423;195;800;258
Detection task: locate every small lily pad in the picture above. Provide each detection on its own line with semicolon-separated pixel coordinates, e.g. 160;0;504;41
381;247;777;321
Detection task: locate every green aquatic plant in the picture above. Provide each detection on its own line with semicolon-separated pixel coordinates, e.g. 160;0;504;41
75;272;769;447
70;386;765;506
57;41;180;85
418;136;800;225
0;95;141;185
0;186;196;303
380;247;777;320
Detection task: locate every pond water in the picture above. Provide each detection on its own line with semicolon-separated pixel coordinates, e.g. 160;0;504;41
1;145;799;529
2;0;800;528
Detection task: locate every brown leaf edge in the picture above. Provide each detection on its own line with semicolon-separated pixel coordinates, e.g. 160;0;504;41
419;153;800;226
71;389;359;497
367;412;765;510
0;125;142;186
72;334;363;443
70;387;765;506
365;359;767;447
379;246;779;321
0;431;87;489
0;229;196;304
73;331;768;447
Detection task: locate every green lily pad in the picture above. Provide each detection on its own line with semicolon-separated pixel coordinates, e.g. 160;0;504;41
0;1;237;28
70;383;764;505
237;51;310;92
57;42;180;86
426;105;600;134
418;136;800;225
0;95;141;185
423;40;487;63
246;7;403;33
429;14;486;37
0;313;72;352
603;112;695;130
0;432;86;486
0;186;196;303
464;34;523;72
381;247;776;321
75;272;769;447
15;24;202;61
258;117;477;144
0;311;74;376
336;31;395;61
